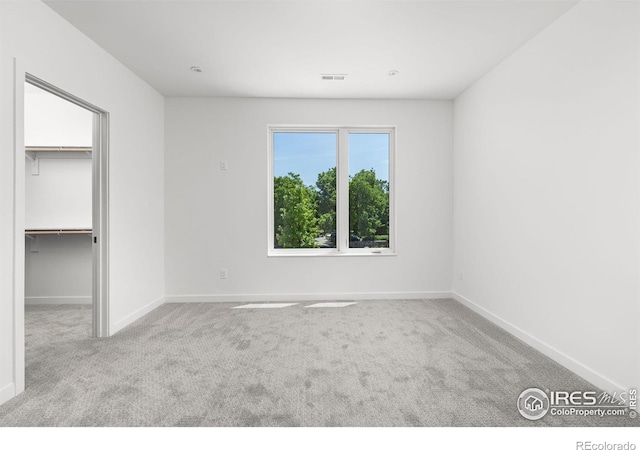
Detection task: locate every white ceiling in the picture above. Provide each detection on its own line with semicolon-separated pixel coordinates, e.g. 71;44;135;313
45;0;577;99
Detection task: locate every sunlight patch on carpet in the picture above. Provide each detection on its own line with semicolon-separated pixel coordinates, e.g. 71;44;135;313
305;302;358;308
232;303;298;309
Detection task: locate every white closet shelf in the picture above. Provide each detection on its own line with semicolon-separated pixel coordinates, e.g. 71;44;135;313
25;229;92;236
25;146;92;162
25;146;92;153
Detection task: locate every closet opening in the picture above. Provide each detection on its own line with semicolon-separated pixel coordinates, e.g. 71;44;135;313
24;74;109;340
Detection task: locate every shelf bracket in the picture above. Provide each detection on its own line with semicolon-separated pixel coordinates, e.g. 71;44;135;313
30;155;39;176
28;235;39;252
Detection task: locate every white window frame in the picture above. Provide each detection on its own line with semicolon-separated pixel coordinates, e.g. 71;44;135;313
268;125;396;257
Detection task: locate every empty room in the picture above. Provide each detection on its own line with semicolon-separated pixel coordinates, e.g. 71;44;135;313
0;0;638;445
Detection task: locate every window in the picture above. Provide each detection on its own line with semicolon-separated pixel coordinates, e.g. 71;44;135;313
269;126;395;255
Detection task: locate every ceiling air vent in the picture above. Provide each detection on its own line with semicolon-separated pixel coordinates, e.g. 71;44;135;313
321;74;347;81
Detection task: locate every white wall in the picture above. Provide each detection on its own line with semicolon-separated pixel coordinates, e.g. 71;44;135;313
25;157;92;229
25;84;93;147
25;86;93;229
453;1;639;393
165;98;452;301
24;85;93;305
25;235;93;305
0;1;165;405
165;98;453;302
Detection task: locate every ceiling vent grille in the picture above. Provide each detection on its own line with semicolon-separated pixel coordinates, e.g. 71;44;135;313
321;74;347;81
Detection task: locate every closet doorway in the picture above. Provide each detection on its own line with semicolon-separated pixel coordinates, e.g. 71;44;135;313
24;74;109;339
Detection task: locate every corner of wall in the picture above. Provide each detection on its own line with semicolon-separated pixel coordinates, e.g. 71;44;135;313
0;383;16;406
452;292;629;394
110;295;165;335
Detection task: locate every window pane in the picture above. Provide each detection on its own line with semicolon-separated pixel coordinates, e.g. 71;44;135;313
273;132;337;249
348;133;390;248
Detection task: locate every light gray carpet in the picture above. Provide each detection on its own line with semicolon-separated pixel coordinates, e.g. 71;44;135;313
0;299;636;427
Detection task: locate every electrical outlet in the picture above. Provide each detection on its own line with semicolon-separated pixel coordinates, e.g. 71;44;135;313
220;268;228;279
220;160;228;171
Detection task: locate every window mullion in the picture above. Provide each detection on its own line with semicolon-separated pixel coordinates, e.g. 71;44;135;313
337;129;349;252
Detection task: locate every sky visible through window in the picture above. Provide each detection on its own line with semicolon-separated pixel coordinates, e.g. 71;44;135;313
274;132;389;186
272;130;391;250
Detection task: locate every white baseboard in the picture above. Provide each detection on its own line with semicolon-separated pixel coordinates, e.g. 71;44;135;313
25;296;91;305
111;296;164;335
0;383;15;406
452;292;627;394
166;291;453;303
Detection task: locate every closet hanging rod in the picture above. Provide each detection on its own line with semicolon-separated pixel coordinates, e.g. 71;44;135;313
25;146;92;153
25;229;92;236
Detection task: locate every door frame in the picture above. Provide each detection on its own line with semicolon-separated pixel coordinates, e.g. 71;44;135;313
23;74;110;338
19;72;110;342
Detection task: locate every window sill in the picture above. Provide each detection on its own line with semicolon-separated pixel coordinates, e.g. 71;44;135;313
268;250;397;258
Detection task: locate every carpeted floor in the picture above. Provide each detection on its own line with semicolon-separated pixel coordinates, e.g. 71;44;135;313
0;299;636;427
